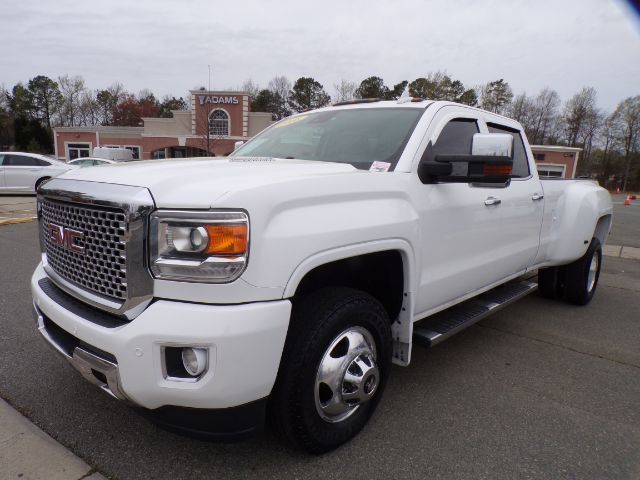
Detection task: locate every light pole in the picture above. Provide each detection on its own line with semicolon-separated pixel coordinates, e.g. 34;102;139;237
206;64;211;156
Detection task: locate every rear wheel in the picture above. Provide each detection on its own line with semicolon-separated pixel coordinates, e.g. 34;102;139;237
562;237;602;305
269;287;392;453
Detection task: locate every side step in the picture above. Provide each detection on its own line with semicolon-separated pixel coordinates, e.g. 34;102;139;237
413;280;538;348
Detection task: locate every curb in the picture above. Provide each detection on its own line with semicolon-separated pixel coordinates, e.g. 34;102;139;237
603;244;640;260
0;398;107;480
0;216;37;226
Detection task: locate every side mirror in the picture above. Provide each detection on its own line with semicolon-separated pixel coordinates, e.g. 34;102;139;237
234;141;245;151
418;133;514;184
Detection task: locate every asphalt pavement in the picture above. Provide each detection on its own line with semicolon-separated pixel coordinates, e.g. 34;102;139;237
0;221;639;480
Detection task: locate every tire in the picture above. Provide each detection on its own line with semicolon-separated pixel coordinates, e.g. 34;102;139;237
562;237;602;305
538;266;563;299
35;177;50;192
268;287;392;454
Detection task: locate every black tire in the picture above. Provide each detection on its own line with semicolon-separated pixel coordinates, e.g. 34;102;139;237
35;177;50;192
538;266;563;299
562;237;602;306
268;287;392;454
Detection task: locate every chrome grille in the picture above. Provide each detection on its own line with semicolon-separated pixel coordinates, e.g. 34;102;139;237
41;199;128;300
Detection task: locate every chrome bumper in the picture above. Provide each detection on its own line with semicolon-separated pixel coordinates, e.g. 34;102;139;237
32;302;129;402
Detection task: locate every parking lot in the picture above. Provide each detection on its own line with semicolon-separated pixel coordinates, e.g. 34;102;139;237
0;202;639;479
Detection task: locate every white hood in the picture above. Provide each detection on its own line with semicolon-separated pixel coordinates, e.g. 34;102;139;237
59;157;360;208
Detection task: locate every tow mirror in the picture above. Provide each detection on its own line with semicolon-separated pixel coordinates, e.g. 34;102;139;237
418;133;514;184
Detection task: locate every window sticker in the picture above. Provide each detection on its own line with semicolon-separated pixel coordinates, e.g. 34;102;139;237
273;116;307;129
369;161;391;172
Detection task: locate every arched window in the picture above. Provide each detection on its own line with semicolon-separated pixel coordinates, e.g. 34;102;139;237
209;109;229;136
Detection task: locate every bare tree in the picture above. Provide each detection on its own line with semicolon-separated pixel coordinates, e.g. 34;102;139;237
78;89;99;126
476;79;513;114
268;76;292;118
562;87;597;147
611;96;640;191
58;75;86;126
530;88;561;144
241;78;260;99
333;79;357;103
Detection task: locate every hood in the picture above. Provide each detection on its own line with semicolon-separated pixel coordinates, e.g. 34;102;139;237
58;157;360;208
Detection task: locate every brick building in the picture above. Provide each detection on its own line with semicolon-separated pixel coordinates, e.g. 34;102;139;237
54;91;273;161
530;145;582;178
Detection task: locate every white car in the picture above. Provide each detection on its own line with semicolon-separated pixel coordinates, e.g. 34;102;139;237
68;157;117;167
0;152;76;193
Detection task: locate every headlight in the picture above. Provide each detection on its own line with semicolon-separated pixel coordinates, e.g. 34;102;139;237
150;210;249;283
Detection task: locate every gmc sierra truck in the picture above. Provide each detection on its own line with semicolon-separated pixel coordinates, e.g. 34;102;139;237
31;99;613;453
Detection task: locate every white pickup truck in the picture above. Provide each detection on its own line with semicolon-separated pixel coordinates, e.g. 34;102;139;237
31;99;613;453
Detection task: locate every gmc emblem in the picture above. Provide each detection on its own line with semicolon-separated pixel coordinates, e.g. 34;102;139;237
48;223;85;254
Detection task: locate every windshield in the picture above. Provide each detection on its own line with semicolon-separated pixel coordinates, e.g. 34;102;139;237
231;107;424;171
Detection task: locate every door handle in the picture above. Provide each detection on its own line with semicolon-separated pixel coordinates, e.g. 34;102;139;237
484;196;501;206
531;193;544;201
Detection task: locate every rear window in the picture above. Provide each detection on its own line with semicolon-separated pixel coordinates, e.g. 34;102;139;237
487;123;530;178
232;108;424;171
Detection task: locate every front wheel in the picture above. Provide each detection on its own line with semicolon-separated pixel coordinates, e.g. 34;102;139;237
268;287;392;453
562;237;602;305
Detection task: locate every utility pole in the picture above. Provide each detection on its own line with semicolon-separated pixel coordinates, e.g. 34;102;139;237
207;64;211;156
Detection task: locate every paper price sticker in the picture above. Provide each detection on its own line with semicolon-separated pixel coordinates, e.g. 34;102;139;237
369;161;391;172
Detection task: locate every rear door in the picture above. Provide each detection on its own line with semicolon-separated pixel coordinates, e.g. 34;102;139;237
4;154;48;192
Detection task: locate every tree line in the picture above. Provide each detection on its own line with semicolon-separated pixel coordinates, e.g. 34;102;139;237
1;72;638;190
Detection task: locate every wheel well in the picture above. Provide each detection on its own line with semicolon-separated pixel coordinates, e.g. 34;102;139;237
35;177;51;189
593;214;612;246
294;250;404;322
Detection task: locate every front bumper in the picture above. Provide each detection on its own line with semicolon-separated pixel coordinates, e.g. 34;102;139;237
31;262;291;412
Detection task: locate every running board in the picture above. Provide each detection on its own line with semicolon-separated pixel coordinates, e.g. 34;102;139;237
413;280;538;348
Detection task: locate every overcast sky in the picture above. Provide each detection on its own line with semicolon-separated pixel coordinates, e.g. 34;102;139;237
2;0;639;111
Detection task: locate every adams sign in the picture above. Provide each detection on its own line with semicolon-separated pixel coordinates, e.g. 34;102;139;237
198;95;240;105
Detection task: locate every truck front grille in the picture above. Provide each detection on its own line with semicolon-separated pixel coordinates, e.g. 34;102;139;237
41;199;128;300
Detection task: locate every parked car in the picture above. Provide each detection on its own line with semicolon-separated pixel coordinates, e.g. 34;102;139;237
31;99;612;453
68;157;117;167
0;152;76;193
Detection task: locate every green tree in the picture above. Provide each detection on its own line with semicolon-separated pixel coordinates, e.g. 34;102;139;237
27;75;62;132
387;80;408;100
355;76;389;99
478;79;513;114
289;77;330;112
159;96;187;118
251;89;285;120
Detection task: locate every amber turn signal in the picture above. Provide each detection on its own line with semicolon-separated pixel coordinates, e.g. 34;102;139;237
483;164;512;176
204;224;248;255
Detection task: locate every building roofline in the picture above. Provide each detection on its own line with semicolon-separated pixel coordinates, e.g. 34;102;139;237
530;145;582;152
54;125;144;133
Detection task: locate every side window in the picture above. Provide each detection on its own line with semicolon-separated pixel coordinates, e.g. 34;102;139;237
5;155;40;166
487;123;530;178
37;159;51;166
0;154;4;165
432;118;479;156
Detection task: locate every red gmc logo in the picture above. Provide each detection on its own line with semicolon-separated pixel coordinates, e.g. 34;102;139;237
48;223;85;254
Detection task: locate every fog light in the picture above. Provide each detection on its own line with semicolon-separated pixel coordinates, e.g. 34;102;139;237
181;347;208;376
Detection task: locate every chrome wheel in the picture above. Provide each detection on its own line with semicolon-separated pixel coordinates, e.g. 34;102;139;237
314;326;379;423
587;254;599;293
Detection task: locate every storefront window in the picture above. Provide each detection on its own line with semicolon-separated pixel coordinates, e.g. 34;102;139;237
125;145;141;160
67;143;91;160
209;109;229;136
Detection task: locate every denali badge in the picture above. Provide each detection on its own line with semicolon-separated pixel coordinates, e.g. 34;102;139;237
48;223;84;254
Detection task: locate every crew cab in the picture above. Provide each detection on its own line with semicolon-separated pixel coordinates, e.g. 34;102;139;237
31;99;613;453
